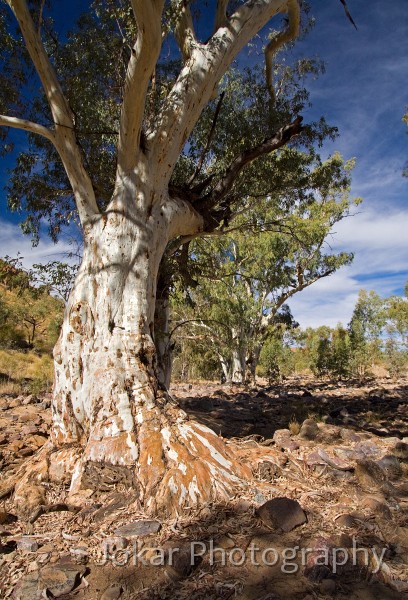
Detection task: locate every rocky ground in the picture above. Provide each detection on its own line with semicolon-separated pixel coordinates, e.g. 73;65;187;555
0;376;407;599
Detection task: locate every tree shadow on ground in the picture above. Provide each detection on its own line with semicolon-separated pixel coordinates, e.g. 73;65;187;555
175;381;408;441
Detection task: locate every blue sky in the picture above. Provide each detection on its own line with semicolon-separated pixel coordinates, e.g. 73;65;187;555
0;0;407;329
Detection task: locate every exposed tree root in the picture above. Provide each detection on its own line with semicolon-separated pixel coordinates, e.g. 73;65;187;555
2;405;253;518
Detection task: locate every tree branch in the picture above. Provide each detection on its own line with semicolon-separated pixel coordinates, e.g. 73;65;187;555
0;115;56;144
196;116;304;214
265;0;300;102
6;0;99;225
150;0;293;186
173;0;197;62
214;0;229;32
188;91;225;186
117;0;165;175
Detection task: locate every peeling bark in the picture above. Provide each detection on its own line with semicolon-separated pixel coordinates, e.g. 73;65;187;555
49;180;249;513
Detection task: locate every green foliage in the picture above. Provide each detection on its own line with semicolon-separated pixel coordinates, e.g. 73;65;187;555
348;290;385;377
258;330;297;382
171;150;355;380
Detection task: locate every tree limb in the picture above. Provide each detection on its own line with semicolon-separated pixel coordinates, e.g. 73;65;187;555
265;0;300;102
173;0;197;62
150;0;293;186
0;115;56;144
6;0;99;225
117;0;165;175
214;0;229;32
188;91;225;186
196;115;304;214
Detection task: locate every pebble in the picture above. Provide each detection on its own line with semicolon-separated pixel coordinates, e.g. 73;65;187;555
17;536;39;552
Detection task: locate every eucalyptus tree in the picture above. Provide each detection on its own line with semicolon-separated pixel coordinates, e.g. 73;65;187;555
0;0;356;514
171;152;355;383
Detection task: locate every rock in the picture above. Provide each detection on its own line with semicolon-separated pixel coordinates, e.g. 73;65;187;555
69;546;89;562
25;434;47;449
376;455;402;480
22;395;38;405
14;483;46;516
103;536;128;551
165;544;202;580
361;496;392;520
40;563;86;597
316;448;353;471
272;429;291;445
17;536;39;552
100;584;122;600
333;447;364;462
355;459;387;489
234;500;252;514
257;497;307;532
334;514;356;528
21;420;38;432
0;511;17;525
215;534;236;549
340;429;361;443
12;563;86;599
114;520;161;538
299;419;319;440
320;578;336;594
393;441;408;460
354;441;382;458
336;533;353;548
304;537;333;582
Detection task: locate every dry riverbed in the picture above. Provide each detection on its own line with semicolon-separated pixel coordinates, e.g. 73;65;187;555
0;376;407;599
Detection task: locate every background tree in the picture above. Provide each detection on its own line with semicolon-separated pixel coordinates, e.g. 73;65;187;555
348;289;385;377
171;152;355;383
0;0;357;513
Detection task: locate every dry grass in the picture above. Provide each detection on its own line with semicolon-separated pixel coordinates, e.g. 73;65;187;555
288;417;301;435
0;350;54;395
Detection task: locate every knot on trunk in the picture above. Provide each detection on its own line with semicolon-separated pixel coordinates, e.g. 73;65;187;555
69;301;95;336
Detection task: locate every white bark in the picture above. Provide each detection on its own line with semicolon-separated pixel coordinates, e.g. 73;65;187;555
50;179;250;512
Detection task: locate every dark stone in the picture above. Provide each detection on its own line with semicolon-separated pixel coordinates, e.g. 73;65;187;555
299;419;319;440
355;459;387;488
304;565;332;583
376;455;402;480
13;563;86;599
257;497;307;532
114;520;161;537
334;513;356;528
394;441;408;460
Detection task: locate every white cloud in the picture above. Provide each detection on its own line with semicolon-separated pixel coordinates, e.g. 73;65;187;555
0;219;74;269
288;207;408;329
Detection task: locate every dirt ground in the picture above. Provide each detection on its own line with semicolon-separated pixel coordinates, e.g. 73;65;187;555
0;375;407;599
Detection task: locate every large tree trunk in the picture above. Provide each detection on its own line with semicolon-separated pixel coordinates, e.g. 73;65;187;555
230;348;246;383
154;274;172;390
47;186;250;515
